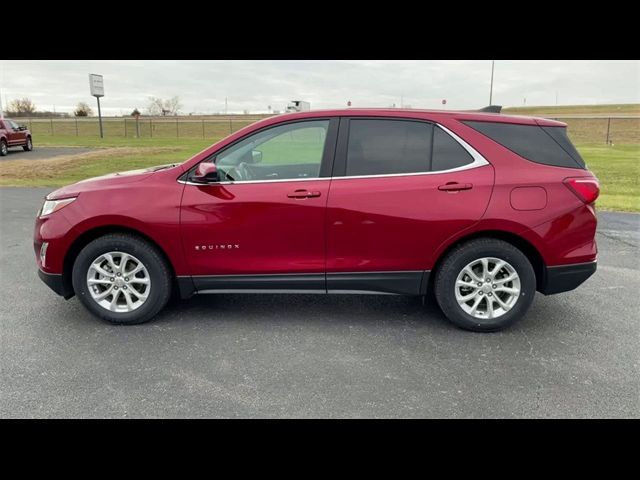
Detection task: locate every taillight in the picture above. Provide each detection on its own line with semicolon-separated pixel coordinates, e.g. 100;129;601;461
564;177;600;204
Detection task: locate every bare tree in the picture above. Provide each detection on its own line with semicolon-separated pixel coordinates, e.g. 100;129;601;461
146;97;164;116
73;102;93;117
7;98;37;116
146;96;182;116
165;96;182;116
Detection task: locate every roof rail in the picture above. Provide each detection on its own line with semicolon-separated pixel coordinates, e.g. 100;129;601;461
478;105;502;113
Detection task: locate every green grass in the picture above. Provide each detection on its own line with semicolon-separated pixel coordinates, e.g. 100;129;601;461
578;144;640;212
0;136;213;188
503;103;640;115
36;135;212;150
1;136;638;212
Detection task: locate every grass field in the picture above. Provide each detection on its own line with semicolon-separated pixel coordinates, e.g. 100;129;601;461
578;144;639;212
0;137;211;187
503;104;640;115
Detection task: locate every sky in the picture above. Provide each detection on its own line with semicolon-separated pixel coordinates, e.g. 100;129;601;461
0;60;638;116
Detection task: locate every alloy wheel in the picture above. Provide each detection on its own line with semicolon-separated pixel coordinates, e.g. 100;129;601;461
454;257;521;320
86;251;151;312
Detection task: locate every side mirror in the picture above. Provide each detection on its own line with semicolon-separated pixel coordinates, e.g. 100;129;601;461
193;163;219;183
252;150;263;163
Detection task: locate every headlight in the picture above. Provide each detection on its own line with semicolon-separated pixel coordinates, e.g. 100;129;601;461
40;197;77;216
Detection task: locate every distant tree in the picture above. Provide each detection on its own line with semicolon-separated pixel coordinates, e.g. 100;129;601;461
147;97;163;116
73;102;93;117
147;96;182;116
131;108;141;117
7;98;37;116
165;96;182;116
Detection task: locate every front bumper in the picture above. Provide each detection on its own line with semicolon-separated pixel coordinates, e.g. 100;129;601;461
38;269;74;299
539;260;597;295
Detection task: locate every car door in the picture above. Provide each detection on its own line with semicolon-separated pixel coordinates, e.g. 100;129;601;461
6;120;25;145
325;117;494;294
180;118;338;292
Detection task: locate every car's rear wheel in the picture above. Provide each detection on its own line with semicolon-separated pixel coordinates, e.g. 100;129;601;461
72;233;172;325
434;238;536;332
23;137;33;151
0;140;7;156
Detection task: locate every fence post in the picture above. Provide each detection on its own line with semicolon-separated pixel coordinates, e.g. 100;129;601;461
605;117;611;145
75;118;79;136
124;118;127;138
229;118;232;134
176;118;179;138
150;119;153;138
50;118;54;136
29;119;32;131
202;119;205;138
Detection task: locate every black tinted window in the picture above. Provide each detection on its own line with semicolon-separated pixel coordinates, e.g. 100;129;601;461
541;126;585;168
464;121;585;169
346;120;432;176
432;127;473;171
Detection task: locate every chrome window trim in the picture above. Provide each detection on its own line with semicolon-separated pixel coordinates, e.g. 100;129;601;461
332;123;488;181
179;122;489;186
178;176;329;186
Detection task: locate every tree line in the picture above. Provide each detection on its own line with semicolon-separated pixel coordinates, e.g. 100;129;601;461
3;96;183;118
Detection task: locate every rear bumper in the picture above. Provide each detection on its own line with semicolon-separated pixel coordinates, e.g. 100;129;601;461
539;260;597;295
38;269;74;299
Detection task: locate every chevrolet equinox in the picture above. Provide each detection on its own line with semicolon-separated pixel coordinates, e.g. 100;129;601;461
34;107;599;331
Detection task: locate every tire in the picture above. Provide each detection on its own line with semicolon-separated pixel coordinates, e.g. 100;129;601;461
23;137;33;151
0;139;7;156
72;233;172;325
434;238;536;332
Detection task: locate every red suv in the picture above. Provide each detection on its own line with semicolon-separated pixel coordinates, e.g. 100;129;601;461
34;107;599;331
0;118;33;155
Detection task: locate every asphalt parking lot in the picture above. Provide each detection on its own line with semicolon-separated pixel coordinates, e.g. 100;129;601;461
1;187;638;418
0;147;94;161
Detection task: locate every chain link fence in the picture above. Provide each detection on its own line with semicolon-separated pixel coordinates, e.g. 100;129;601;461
546;116;639;144
10;115;640;144
13;116;270;140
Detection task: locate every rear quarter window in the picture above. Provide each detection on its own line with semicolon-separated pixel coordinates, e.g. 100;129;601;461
463;121;585;169
431;126;474;171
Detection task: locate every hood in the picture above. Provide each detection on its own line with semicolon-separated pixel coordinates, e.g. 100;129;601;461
47;163;180;199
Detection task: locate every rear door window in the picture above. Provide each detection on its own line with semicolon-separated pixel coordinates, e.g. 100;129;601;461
345;119;432;176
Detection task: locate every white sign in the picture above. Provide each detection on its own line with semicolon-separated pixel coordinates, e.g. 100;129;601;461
89;74;105;97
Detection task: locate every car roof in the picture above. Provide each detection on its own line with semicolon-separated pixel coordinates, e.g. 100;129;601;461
258;108;566;127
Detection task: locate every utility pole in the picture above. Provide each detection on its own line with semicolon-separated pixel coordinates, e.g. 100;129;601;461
555;91;559;105
225;97;228;115
489;60;495;105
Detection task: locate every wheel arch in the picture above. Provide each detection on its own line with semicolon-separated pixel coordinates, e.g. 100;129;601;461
429;229;546;294
62;225;178;297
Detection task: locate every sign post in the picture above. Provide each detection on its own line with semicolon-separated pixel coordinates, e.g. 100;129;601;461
89;74;105;138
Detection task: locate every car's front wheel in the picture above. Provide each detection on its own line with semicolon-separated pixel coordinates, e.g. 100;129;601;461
23;137;33;151
0;139;7;156
72;233;172;324
434;238;536;332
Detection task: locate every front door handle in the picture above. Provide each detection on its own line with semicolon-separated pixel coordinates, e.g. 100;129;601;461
438;182;473;192
287;189;321;199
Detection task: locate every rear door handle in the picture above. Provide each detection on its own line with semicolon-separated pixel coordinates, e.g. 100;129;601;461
287;189;321;199
438;182;473;192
